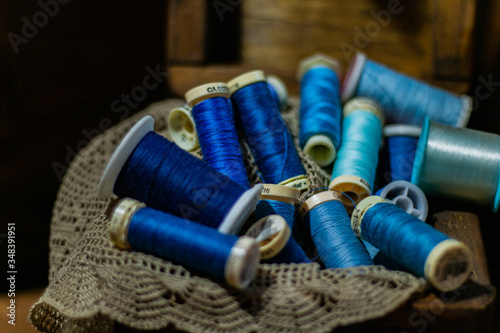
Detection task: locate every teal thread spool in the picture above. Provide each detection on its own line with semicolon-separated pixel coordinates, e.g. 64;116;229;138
412;118;500;212
352;196;472;291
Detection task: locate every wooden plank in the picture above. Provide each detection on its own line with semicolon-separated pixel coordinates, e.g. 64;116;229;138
432;0;476;80
167;0;207;64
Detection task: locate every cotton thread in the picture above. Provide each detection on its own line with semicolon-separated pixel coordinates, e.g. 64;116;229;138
110;198;260;289
412;118;500;212
190;92;249;188
299;66;342;166
342;52;471;127
229;72;307;186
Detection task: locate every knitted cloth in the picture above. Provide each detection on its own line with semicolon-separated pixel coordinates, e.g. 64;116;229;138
29;98;425;333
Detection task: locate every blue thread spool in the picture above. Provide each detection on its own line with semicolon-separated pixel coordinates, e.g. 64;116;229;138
412;118;500;212
376;180;428;221
330;98;384;212
352;196;472;291
341;52;472;127
168;105;199;152
185;83;250;188
98;116;262;234
297;54;343;167
245;214;309;264
384;124;421;182
228;70;309;190
299;190;374;268
267;74;288;111
254;183;300;230
110;198;260;289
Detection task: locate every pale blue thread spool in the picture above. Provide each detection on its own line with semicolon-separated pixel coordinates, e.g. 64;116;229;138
299;190;373;268
98;116;263;235
185;83;250;188
341;52;472;127
109;198;260;289
352;196;472;291
330;97;384;212
245;214;309;264
384;124;421;182
412;118;500;212
228;70;309;191
297;54;343;167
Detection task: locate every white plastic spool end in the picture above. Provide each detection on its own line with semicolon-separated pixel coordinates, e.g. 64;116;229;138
424;239;472;291
266;75;289;110
341;52;367;102
303;134;336;167
296;53;342;81
218;184;264;235
377;180;428;221
98;116;155;200
168;107;199;151
225;236;261;289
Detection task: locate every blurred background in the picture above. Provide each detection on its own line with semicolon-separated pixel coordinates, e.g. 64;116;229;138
0;0;499;331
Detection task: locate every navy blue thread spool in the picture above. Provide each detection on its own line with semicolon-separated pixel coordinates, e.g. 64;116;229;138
351;196;472;291
329;97;384;212
299;190;374;268
109;198;260;289
168;105;199;152
384;124;421;182
98;115;263;234
341;52;472;127
254;183;300;230
185;83;250;188
267;74;288;111
228;70;309;191
297;53;343;167
245;214;309;264
412;118;500;212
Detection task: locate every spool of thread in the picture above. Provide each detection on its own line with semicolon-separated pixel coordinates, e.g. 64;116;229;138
168;105;199;151
412;118;500;212
341;52;472;127
297;53;343;167
352;196;472;291
384;124;421;182
98;115;263;234
245;214;309;264
254;183;300;229
267;74;288;111
376;180;428;221
110;198;260;289
330;97;384;211
185;83;250;188
228;70;309;191
299;190;374;268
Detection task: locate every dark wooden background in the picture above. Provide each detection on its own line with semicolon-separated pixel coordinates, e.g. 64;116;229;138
0;0;499;331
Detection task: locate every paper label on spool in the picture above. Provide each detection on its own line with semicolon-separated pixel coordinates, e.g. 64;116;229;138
245;215;290;260
351;196;389;238
185;82;230;108
260;183;301;204
279;175;310;191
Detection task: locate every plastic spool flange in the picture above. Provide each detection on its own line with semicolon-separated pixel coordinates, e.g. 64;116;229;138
377;180;428;221
168;106;199;151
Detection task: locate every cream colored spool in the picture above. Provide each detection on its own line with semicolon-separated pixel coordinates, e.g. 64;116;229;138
185;82;231;108
299;190;342;219
260;183;301;205
245;214;290;260
227;70;266;94
168;106;199;151
278;175;310;191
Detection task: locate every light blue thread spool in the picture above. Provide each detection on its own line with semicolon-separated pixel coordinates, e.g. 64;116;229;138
341;52;472;127
185;83;250;188
384;124;421;182
330;97;384;212
299;190;374;268
109;198;260;289
245;214;309;264
352;196;472;291
297;54;343;167
228;70;309;191
98;116;263;235
254;184;300;230
412;118;500;212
